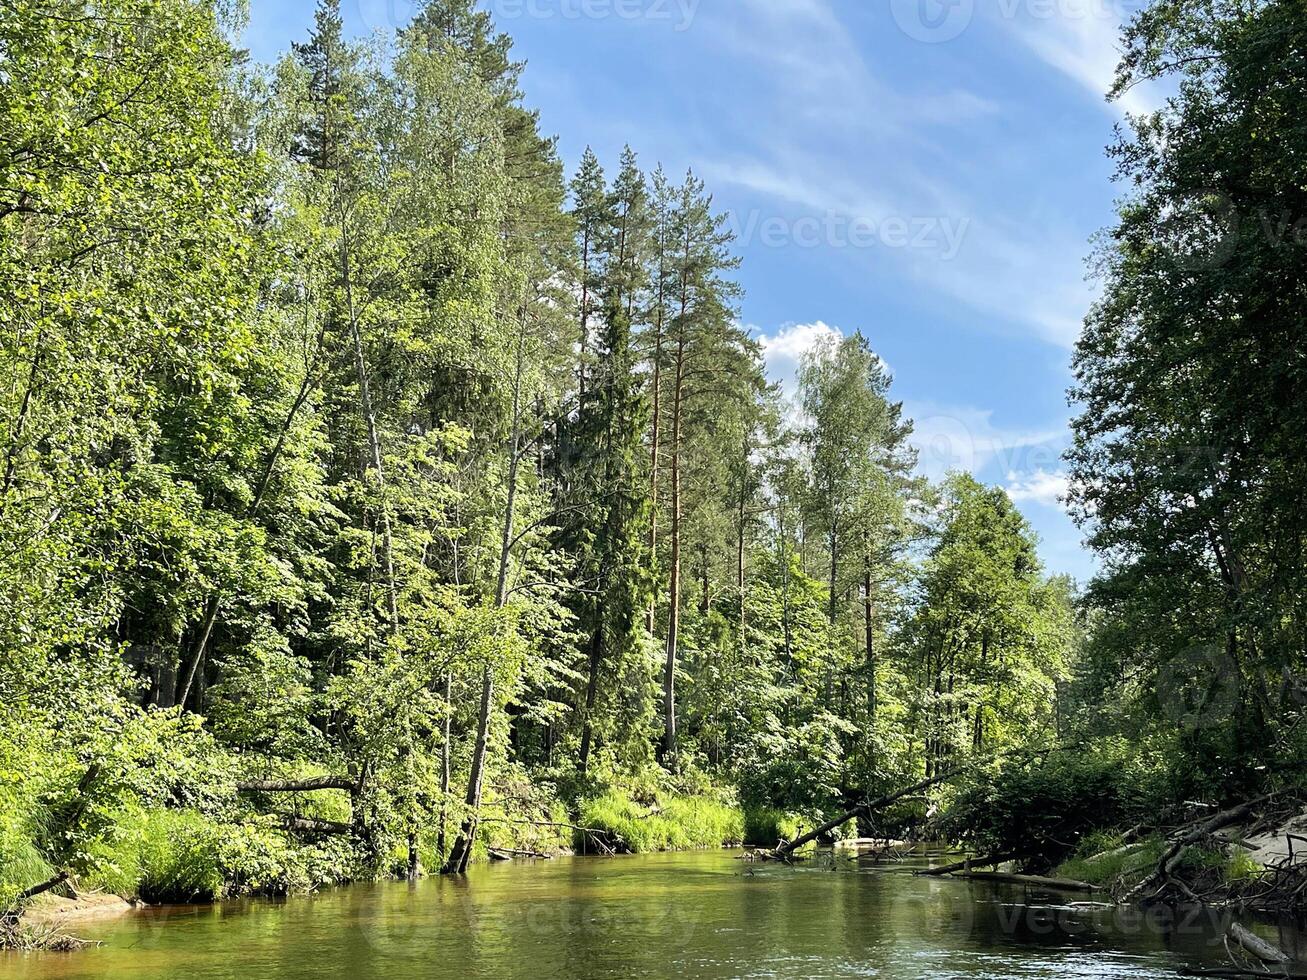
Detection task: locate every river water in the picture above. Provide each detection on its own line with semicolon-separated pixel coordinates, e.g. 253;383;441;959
3;849;1301;979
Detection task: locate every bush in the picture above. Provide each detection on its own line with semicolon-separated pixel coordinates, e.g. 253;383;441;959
742;807;812;848
82;806;331;903
86;807;225;903
940;745;1149;872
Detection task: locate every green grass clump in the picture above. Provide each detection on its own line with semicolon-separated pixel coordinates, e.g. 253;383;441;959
1057;835;1162;886
0;791;54;909
1226;848;1261;882
577;790;744;853
123;807;225;903
84;806;315;903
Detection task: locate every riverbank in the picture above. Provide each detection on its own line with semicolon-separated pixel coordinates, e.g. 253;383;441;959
1;784;824;951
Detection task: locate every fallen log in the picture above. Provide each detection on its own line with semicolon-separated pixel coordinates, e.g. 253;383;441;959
1227;922;1291;965
944;871;1099;892
916;852;1024;877
488;847;551;860
477;817;623;854
1125;798;1271;903
1;871;71;929
772;764;975;861
238;776;357;793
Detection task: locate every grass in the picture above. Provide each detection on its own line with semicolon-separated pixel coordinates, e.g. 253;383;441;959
577;790;744;853
1057;834;1163;886
85;806;225;903
0;791;56;914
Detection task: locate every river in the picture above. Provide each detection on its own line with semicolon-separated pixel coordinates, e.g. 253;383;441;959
2;849;1299;978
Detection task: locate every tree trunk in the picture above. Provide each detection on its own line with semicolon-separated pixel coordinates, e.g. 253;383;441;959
826;488;838;707
577;621;603;776
662;332;685;761
863;540;875;723
443;310;526;873
646;281;665;634
342;225;399;632
579;226;591;395
437;672;452;861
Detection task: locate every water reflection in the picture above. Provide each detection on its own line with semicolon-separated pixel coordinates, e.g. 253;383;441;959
1;850;1300;979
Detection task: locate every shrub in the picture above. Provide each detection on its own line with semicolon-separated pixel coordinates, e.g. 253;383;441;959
940;745;1148;872
742;807;812;848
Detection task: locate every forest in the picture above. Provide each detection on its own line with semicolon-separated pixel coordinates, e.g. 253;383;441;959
2;0;1305;942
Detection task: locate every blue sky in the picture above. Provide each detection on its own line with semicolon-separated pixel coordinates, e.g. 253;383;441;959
246;0;1151;584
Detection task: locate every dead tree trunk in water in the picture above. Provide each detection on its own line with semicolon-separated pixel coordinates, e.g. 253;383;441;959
771;766;970;860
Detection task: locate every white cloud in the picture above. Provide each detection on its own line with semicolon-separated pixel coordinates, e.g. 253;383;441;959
906;402;1066;481
1005;468;1071;508
758;320;843;364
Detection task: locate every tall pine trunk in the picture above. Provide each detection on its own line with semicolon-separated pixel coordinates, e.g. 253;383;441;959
662;333;685;761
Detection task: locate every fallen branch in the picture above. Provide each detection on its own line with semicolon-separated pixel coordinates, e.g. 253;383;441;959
1;871;71;928
238;776;358;793
281;816;352;836
488;846;551;860
1227;922;1291;965
916;852;1024;877
772;765;973;860
1125;798;1272;903
476;817;622;855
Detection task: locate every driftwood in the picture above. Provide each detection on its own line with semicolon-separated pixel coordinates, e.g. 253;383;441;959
488;846;551;860
1227;922;1291;965
916;852;1024;876
238;775;358;793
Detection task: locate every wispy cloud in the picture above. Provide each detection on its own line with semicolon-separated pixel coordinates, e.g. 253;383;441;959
996;3;1161;116
906;401;1066;481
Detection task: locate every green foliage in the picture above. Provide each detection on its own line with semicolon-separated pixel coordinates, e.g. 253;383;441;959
1067;0;1307;786
941;746;1149;872
741;807;815;848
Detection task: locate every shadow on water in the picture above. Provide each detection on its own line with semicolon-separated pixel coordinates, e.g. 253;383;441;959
2;849;1302;979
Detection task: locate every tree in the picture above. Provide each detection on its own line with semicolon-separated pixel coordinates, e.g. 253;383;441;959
655;171;746;762
1067;0;1307;785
